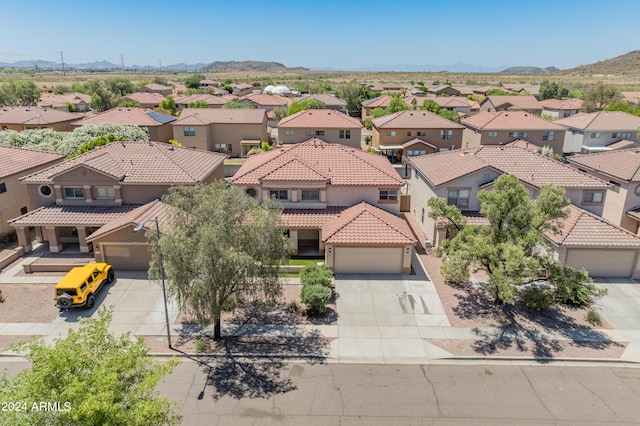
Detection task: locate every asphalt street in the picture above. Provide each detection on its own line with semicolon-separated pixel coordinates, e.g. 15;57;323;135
4;359;639;425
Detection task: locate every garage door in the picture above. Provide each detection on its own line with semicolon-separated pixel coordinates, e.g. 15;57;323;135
566;249;636;277
334;247;403;274
103;244;152;271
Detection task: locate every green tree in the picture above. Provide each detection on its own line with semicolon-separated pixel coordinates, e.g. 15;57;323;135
105;77;136;97
54;84;71;95
187;100;210;108
539;80;568;100
364;95;410;129
117;100;142;108
0;80;42;106
90;84;117;112
0;308;180;426
437;108;461;123
582;82;621;112
421;99;441;113
222;100;255;109
486;88;511;96
287;98;325;115
184;74;205;89
151;182;291;339
338;83;376;116
604;100;640;116
158;95;177;115
272;106;288;120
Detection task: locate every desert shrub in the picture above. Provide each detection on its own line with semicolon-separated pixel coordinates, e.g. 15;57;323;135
287;300;300;313
300;284;331;316
550;265;607;306
522;287;553;310
440;255;470;284
194;338;206;353
585;308;603;326
300;264;333;288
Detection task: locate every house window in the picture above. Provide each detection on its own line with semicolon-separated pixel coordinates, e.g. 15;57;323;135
634;185;640;197
20;206;27;215
590;132;600;138
610;180;621;193
96;186;116;199
0;182;5;193
543;131;555;141
406;150;426;156
183;127;195;136
421;207;425;223
39;185;52;197
315;130;325;136
439;147;451;152
407;132;412;137
301;190;320;201
447;189;470;208
417;131;426;137
339;130;351;139
612;132;619;138
440;130;453;140
386;131;396;137
509;131;528;138
214;144;231;154
1;126;6;130
63;187;84;199
379;190;398;201
269;190;288;201
487;131;498;138
583;191;604;203
246;187;257;198
284;130;294;136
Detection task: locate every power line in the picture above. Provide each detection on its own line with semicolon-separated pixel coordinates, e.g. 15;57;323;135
60;51;66;76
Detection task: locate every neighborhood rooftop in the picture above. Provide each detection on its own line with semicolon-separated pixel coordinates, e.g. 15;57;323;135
555;111;640;130
0;106;81;124
371;110;465;129
462;110;566;130
86;199;175;241
0;145;64;179
173;108;266;125
277;109;362;128
568;149;640;181
72;107;176;126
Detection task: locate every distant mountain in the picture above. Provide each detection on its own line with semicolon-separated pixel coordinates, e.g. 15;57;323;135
500;66;560;74
201;61;308;72
564;50;640;75
0;59;207;71
345;63;509;73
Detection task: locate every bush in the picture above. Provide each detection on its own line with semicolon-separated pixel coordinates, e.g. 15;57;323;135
194;338;207;352
300;284;331;316
300;264;333;288
550;265;607;306
287;300;300;313
522;287;553;310
585;308;603;326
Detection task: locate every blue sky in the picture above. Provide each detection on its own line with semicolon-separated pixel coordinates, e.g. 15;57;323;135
1;0;638;70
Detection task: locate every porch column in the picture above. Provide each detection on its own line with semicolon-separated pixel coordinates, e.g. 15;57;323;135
35;226;44;243
15;226;32;252
76;227;90;253
54;185;62;204
114;185;122;205
402;245;413;274
289;230;298;255
45;226;62;253
83;185;92;203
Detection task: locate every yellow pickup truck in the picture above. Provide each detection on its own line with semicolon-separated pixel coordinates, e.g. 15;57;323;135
54;263;115;310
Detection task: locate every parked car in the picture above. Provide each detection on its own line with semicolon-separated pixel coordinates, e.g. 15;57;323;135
54;263;115;309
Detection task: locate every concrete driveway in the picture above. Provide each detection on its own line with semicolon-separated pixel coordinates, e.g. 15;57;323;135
594;278;640;330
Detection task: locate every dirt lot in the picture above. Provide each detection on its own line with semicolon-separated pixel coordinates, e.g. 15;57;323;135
0;283;59;323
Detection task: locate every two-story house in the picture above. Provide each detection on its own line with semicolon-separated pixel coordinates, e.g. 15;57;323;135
407;146;640;277
38;93;91;113
230;139;416;274
555;111;640;154
370;110;465;162
173;94;228;110
0;146;64;238
138;83;173;96
9;142;226;269
0;106;82;131
72;107;176;143
300;94;347;113
361;95;392;121
240;94;290;112
462;110;567;153
172;108;269;157
121;92;166;109
539;98;583;119
277;109;362;148
479;95;543;114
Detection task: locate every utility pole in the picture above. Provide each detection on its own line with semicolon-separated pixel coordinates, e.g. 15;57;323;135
121;54;125;72
60;51;66;76
185;60;188;73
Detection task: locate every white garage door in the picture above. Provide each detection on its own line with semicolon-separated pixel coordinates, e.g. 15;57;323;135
103;244;152;271
334;247;403;274
566;249;636;277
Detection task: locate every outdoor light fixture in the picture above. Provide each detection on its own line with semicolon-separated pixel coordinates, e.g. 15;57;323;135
133;217;172;349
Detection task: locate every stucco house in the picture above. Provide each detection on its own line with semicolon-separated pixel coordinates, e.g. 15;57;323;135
121;92;166;109
138;83;172;96
300;94;347;113
479;95;543;115
38;93;91;113
230;139;416;274
462;110;567;153
0;106;82;131
240;94;290;112
370;110;465;162
173;94;228;110
9;141;226;269
0;146;64;238
277;109;362;148
172;108;268;157
540;98;583;119
361;95;393;121
427;85;461;97
72;107;176;143
555;111;640;154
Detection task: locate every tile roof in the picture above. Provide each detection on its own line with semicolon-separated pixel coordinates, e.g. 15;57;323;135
410;146;609;189
122;92;166;104
0;106;82;124
173;94;228;106
568;149;640;181
231;139;403;186
242;94;290;107
277;109;362;129
371;110;464;129
73;107;175;127
483;95;542;110
0;146;64;179
303;94;347;107
173;108;266;125
141;83;171;91
401;138;437;149
546;204;640;248
362;95;393;108
8;204;140;227
38;93;90;107
503;139;541;152
462;110;565;131
554;111;640;131
321;202;417;245
281;207;348;229
539;98;584;110
21;141;226;184
86;199;175;241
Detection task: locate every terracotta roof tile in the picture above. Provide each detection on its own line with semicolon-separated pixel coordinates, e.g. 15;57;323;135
9;204;140;227
555;111;640;131
242;94;290;107
0;106;82;124
173;108;265;125
462;110;565;130
483;95;542;110
21;141;226;184
281;207;347;228
546;204;640;247
322;202;416;245
539;98;583;110
568;149;640;181
0;146;64;179
260;158;329;182
73;107;175;127
410;146;609;189
86;199;175;241
231;139;403;186
362;95;393;108
122;92;166;104
173;94;228;106
372;110;464;129
303;94;347;107
277;109;362;129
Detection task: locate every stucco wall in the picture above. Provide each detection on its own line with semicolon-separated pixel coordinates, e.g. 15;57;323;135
278;127;361;148
372;127;463;150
